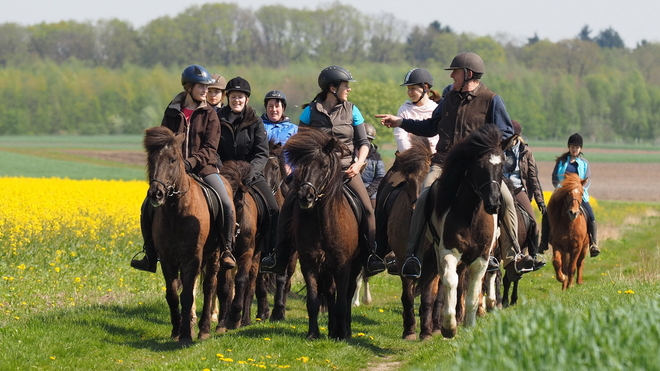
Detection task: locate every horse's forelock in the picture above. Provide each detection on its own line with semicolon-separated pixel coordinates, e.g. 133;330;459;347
144;126;177;155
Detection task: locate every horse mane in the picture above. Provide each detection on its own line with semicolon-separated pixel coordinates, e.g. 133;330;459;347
218;160;252;195
283;129;348;200
548;172;583;227
391;135;432;178
434;124;502;215
144;126;177;154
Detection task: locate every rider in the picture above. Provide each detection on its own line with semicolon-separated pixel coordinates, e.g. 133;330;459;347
360;123;386;209
207;73;227;110
376;52;537;279
540;133;599;257
261;90;298;146
131;64;237;272
502;120;547;270
216;76;280;262
394;68;440;153
261;66;387;276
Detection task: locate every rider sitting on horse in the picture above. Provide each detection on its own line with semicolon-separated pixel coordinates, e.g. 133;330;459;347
261;66;387;276
131;64;237;273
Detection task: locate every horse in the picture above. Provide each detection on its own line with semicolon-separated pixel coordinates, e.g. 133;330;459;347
212;160;267;332
283;129;364;340
144;126;231;344
375;135;435;340
426;124;504;338
547;172;589;290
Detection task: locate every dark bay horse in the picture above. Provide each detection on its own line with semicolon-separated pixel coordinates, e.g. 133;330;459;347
547;172;589;290
283;129;363;340
144;126;230;344
427;124;504;338
215;160;264;332
376;135;435;340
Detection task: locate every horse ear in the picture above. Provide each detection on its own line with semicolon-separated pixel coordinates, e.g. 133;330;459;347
323;137;338;155
173;132;185;149
581;177;589;187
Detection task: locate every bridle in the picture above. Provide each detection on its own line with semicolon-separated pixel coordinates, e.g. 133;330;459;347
299;152;336;203
149;157;190;198
267;155;284;195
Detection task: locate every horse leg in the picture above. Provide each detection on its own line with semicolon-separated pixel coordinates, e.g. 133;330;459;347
178;261;201;345
484;270;498;311
255;272;270;321
227;250;253;329
400;275;418;340
362;275;372;305
576;243;588;285
198;255;220;340
162;266;182;341
304;270;321;340
439;250;459;338
240;256;260;327
553;248;566;285
215;268;234;334
464;258;488;327
352;270;364;307
502;272;510;308
272;246;297;321
511;279;519;306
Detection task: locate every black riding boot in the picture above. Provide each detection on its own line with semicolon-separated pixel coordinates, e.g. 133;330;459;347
261;194;290;276
260;240;290;276
588;219;600;257
538;213;550;253
529;225;546;270
130;199;158;273
220;220;236;269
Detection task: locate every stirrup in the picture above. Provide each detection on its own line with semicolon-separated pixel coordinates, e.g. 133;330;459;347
486;256;500;272
401;256;421;278
514;253;534;274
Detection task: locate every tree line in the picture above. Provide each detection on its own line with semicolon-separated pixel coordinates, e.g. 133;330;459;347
1;2;660;143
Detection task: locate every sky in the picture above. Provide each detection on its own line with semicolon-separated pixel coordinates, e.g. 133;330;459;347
2;0;658;49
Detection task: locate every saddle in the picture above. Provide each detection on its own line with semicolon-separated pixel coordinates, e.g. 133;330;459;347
246;182;270;231
342;181;375;248
189;173;222;225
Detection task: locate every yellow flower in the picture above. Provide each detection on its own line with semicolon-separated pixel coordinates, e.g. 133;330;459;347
625;289;635;294
264;337;271;341
50;356;56;360
17;264;26;270
297;357;309;363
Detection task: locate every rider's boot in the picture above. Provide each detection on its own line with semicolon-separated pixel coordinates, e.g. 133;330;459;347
588;219;600;257
538;213;550;253
366;241;386;276
220;222;237;269
401;189;430;279
528;226;546;270
130;201;158;273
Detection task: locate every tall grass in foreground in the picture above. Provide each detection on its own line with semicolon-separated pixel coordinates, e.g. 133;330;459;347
1;177;659;370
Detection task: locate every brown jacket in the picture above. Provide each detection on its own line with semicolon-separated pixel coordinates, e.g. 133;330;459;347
518;141;545;205
161;92;220;177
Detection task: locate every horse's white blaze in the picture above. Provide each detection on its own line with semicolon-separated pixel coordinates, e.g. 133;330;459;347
489;153;503;165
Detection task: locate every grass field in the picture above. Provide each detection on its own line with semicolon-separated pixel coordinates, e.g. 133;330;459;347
1;136;660;370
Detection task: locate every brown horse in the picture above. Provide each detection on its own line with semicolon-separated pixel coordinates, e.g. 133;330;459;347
376;135;435;340
283;129;363;340
144;126;230;344
426;124;504;338
547;172;589;290
213;160;264;331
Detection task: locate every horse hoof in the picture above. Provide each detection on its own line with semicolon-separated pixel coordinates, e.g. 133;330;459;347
178;337;193;346
440;327;456;339
198;332;211;341
419;333;433;341
215;326;227;334
402;333;417;341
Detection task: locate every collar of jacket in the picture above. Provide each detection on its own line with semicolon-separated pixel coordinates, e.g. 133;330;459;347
261;113;292;125
458;81;485;101
168;91;210;111
218;104;259;131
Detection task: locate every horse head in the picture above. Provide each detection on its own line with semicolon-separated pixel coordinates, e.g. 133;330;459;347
264;140;287;196
144;126;187;208
284;129;347;210
468;147;504;215
561;173;587;220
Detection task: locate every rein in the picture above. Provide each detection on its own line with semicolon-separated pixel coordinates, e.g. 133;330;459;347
298;151;336;202
150;173;190;198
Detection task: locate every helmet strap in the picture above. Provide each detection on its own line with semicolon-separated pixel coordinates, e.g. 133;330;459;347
412;85;428;105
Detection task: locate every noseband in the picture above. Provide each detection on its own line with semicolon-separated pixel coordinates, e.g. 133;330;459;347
298;152;336;202
468;176;500;200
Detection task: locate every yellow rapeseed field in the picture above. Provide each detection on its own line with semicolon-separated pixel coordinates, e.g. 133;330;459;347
0;177;152;322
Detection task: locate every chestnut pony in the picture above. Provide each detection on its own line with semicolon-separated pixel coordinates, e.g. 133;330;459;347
426;124;504;338
283;129;363;340
144;126;231;344
547;172;589;290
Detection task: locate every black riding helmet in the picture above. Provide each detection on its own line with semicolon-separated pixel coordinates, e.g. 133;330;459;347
444;52;485;83
181;64;214;86
568;133;583;147
318;66;355;92
225;76;252;97
264;90;287;110
401;68;434;104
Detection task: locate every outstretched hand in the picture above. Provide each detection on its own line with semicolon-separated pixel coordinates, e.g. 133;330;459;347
375;114;403;128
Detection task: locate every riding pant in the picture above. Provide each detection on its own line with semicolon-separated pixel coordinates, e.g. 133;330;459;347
204;173;236;252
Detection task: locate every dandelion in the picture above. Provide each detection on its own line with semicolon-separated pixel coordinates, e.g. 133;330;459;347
264;337;271;341
378;309;384;313
50;356;56;360
54;267;60;273
297;357;309;363
357;333;365;337
625;289;635;294
17;264;26;270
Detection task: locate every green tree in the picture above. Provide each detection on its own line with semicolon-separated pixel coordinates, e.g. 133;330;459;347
0;23;31;67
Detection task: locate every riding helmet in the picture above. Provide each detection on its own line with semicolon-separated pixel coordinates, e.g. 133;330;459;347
512;120;522;136
444;52;485;74
400;68;434;87
364;123;376;140
181;64;214;86
264;90;287;110
225;76;252;97
568;133;583;147
318;66;355;91
209;74;227;90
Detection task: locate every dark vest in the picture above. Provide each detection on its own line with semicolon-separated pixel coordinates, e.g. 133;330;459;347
308;100;355;168
433;83;497;165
